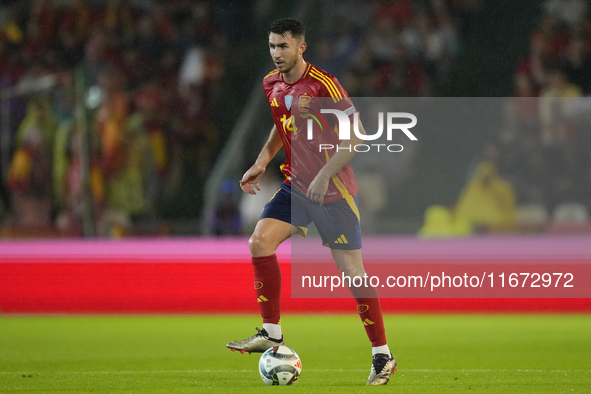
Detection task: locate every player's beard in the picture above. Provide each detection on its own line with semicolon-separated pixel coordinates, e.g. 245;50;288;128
278;53;300;75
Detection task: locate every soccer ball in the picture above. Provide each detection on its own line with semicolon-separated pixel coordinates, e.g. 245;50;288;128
258;345;302;386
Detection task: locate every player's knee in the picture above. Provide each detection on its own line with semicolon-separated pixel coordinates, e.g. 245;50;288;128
249;233;275;256
340;267;365;279
336;262;365;279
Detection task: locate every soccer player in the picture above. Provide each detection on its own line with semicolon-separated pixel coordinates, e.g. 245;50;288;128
226;18;396;385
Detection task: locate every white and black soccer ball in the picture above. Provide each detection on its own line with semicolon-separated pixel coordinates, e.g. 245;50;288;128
258;345;302;386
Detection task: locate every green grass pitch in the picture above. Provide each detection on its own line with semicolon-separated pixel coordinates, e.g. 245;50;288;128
0;314;590;393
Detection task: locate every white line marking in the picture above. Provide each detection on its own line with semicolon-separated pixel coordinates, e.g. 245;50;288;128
0;369;589;375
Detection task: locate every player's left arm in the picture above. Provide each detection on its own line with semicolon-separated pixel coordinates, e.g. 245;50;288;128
306;118;366;205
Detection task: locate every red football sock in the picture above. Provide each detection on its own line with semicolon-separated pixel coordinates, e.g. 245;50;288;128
252;254;281;324
350;286;387;347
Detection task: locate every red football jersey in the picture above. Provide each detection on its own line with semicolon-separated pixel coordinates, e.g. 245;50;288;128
263;61;358;204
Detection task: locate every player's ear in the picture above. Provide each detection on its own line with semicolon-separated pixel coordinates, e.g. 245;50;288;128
299;41;307;55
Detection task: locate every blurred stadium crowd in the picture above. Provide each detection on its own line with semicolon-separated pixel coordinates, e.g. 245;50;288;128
0;0;269;235
0;0;589;237
0;0;477;236
421;0;591;237
307;0;473;96
474;0;591;232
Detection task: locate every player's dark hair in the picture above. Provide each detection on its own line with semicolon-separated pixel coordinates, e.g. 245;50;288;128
268;18;305;40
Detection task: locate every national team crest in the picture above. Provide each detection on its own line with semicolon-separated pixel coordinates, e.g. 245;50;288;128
285;95;293;110
298;94;311;113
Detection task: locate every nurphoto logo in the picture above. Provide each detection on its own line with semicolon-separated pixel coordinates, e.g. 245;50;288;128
306;110;418;153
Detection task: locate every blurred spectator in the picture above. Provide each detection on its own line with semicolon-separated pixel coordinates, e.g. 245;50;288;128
211;179;241;236
513;73;537;97
29;0;57;42
329;18;361;79
179;46;207;92
419;205;471;237
539;69;581;144
547;145;585;209
15;98;58;157
400;10;458;80
561;36;591;95
455;161;517;230
543;0;587;27
7;101;54;227
83;30;110;85
94;67;154;228
334;0;376;33
132;15;163;60
60;0;94;41
102;0;136;38
56;27;85;69
311;37;335;75
54;126;104;235
516;30;551;89
515;147;550;208
368;18;399;66
376;0;415;29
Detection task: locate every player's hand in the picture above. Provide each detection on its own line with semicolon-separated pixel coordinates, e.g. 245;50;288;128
239;164;266;195
307;174;330;205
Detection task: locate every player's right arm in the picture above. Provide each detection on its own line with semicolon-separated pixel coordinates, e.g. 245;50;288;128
239;124;283;195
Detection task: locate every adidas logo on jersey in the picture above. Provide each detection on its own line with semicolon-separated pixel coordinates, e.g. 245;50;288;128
362;318;374;326
270;98;279;107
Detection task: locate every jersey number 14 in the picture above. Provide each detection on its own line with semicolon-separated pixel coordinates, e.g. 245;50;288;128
280;114;298;135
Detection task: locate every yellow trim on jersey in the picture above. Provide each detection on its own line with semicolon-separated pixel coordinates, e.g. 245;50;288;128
310;68;341;98
310;68;342;101
310;73;339;103
310;72;340;101
322;149;360;223
303;63;312;78
310;73;340;102
264;69;279;79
